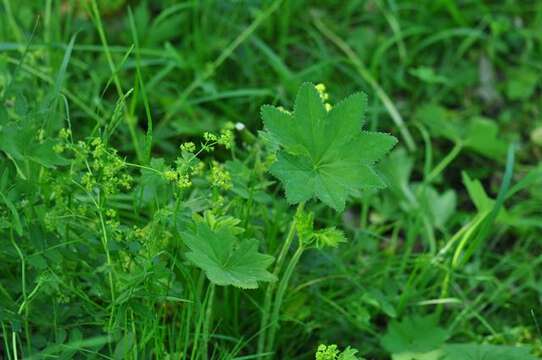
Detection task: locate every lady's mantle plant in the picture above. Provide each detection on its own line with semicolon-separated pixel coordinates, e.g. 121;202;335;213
179;83;396;356
263;82;397;211
256;83;397;354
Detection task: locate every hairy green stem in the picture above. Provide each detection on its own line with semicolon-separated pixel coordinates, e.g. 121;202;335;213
257;202;304;355
265;244;305;353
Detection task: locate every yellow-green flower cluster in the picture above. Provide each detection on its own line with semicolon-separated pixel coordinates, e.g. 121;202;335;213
53;143;65;154
162;127;236;193
163;170;178;182
58;128;72;141
162;143;205;191
177;174;192;189
202;124;236;151
37;128;46;143
163;166;193;191
316;83;333;111
315;344;339;360
209;161;232;190
180;141;196;153
201;132;217;152
53;127;73;154
80;138;133;195
105;208;117;218
81;172;96;191
218;128;234;149
203;132;217;142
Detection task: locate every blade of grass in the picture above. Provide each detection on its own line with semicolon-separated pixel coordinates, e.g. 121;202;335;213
162;0;284;123
128;7;153;165
88;0;143;161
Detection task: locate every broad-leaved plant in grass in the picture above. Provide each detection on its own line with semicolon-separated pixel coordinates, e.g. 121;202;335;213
262;82;397;211
257;82;397;354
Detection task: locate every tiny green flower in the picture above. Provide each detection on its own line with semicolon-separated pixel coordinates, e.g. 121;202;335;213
37;128;46;143
209;161;232;190
203;132;218;142
315;344;339;360
119;174;133;190
315;83;330;101
177;174;192;189
180;142;196;152
218;129;234;149
53;143;65;154
163;169;178;182
58;128;71;141
105;209;117;218
192;161;206;176
81;172;95;191
315;83;326;93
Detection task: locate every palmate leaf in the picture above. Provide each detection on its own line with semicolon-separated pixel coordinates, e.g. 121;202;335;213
381;315;537;360
381;315;450;356
181;222;276;289
442;343;537;360
262;83;397;211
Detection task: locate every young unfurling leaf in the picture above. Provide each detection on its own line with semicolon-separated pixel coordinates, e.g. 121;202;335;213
262;83;397;211
181;222;276;289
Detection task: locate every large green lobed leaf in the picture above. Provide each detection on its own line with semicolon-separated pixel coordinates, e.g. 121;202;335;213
262;83;397;211
181;222;276;289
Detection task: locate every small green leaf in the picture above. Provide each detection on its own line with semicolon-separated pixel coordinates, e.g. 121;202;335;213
415;104;461;142
315;344;365;360
462;172;494;213
505;67;539;101
262;83;397;211
464;116;508;160
416;105;508;161
381;315;449;356
339;346;364;360
313;227;346;249
410;66;449;84
418;186;457;230
181;222;276;289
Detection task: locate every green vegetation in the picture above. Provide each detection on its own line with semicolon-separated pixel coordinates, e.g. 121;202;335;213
1;0;541;359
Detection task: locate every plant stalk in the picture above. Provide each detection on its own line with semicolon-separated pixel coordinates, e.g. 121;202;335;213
257;202;304;355
265;243;305;353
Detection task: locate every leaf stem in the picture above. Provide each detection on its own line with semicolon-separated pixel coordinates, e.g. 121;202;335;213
265;243;305;353
257;202;304;355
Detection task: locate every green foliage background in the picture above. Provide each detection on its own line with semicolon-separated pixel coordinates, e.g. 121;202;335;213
1;0;541;359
